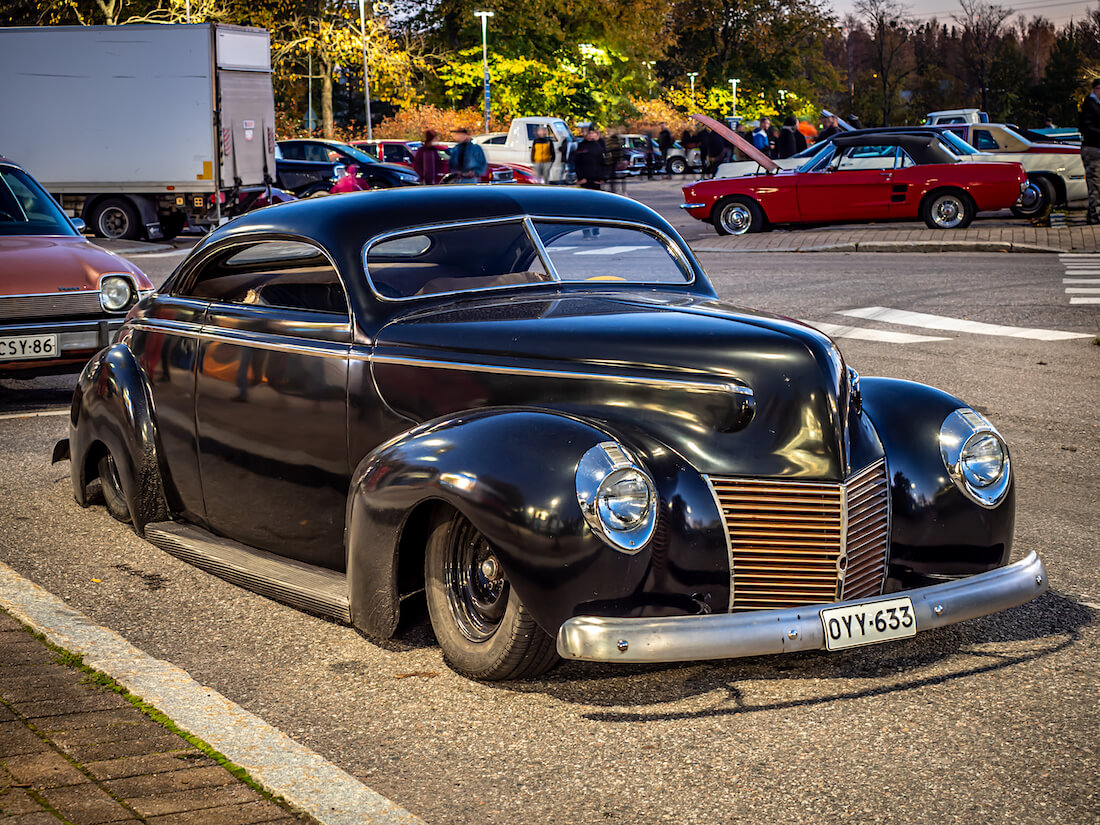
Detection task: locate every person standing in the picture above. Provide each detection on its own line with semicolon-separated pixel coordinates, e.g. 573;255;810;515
657;123;673;174
642;130;656;180
752;117;772;156
605;130;625;193
775;116;804;159
1078;78;1100;224
530;126;556;184
819;113;842;140
447;128;487;182
558;134;575;182
573;129;608;191
411;129;441;184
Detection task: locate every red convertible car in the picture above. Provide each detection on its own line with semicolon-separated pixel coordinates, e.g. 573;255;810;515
681;133;1029;235
1;158;153;377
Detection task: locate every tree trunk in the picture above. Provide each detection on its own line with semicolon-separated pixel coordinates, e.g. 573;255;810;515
322;66;334;139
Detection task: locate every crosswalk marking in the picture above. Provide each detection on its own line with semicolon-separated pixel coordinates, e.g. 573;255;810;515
809;322;950;344
1059;254;1100;304
1063;278;1100;284
573;245;650;256
836;307;1090;341
1065;287;1100;293
1070;297;1100;304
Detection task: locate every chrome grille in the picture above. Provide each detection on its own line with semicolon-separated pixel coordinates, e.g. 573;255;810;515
1;291;102;320
709;459;889;610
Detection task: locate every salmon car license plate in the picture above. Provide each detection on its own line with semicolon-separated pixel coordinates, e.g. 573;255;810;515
0;334;58;361
820;596;916;651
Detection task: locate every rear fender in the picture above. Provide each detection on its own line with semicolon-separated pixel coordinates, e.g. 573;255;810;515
70;344;168;533
346;408;649;639
860;378;1014;580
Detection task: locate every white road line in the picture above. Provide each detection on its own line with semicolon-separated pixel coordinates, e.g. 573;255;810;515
836;307;1090;341
547;245;577;251
0;561;423;825
1063;278;1100;284
809;321;951;344
1065;287;1100;293
1070;297;1100;304
573;245;649;256
0;409;69;420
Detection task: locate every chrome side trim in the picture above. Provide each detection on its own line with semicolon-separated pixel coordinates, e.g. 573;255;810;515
557;551;1048;663
128;319;351;359
370;353;754;399
522;216;561;282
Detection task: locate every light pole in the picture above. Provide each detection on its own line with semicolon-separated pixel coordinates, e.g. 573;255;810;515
474;10;494;134
842;26;853;112
687;71;698;108
357;0;373;139
728;78;739;117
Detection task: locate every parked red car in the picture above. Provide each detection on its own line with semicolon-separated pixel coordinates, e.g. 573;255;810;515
0;158;153;377
352;139;531;184
681;133;1029;235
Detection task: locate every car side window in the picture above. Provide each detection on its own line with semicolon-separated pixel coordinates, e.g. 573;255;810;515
279;143;303;161
180;240;349;317
973;130;1000;151
896;149;916;169
837;145;895;171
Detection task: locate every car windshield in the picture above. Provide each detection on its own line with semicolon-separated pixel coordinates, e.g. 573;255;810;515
333;143;377;164
365;219;691;300
0;166;77;236
937;130;980;155
798;143;837;172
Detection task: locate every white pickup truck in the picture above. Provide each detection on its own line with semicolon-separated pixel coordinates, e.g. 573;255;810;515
475;117;573;181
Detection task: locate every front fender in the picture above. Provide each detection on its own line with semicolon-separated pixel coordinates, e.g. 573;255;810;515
860;377;1014;581
70;344;167;533
346;408;728;639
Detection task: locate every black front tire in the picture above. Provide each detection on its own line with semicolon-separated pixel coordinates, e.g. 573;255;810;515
713;196;765;235
1010;177;1055;221
97;452;132;523
424;508;559;681
91;198;143;240
921;189;975;230
667;157;688;175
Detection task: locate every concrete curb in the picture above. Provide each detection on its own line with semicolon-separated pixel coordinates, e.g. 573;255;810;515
0;560;425;825
690;240;1066;254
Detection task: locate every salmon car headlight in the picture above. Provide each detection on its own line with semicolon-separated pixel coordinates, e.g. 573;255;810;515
577;442;657;553
99;275;135;312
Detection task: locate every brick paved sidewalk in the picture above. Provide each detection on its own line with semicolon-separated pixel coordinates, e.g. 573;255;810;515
0;609;313;825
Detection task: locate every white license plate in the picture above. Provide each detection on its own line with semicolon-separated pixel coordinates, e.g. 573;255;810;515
820;596;916;651
0;334;59;361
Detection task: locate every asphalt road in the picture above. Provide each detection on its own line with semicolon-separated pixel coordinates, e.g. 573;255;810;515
1;192;1098;824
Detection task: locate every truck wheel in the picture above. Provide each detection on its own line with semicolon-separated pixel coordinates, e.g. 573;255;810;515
921;189;974;229
1010;177;1054;221
667;157;688;175
424;507;559;681
91;198;142;241
713;197;765;235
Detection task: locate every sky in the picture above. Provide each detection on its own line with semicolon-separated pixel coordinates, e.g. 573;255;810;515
828;0;1096;27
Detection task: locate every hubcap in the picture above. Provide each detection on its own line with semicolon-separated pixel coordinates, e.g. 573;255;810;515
721;203;752;234
932;196;964;229
99;207;129;238
444;519;508;643
1016;183;1041;213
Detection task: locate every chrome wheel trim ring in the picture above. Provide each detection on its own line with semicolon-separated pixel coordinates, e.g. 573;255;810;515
931;195;964;229
98;206;130;238
720;203;752;234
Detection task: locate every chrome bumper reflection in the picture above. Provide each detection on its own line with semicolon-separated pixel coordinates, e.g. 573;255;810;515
556;551;1047;663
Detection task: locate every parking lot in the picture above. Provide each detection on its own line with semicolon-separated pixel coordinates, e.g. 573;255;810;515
1;183;1098;825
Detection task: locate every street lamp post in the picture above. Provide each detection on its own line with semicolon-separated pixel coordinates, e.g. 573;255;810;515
728;78;739;117
687;71;698;108
474;10;494;134
357;0;373;139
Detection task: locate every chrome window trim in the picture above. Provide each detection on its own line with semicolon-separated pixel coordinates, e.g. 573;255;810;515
368;352;753;399
129;319;352;358
522;216;560;282
171;236;353;324
362;214;697;303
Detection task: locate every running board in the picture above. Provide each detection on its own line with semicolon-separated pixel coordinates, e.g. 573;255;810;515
144;522;351;624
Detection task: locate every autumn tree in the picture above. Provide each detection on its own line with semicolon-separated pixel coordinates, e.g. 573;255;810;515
856;0;913;125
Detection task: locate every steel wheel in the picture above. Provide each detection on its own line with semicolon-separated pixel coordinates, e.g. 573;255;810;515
1010;177;1054;220
424;508;559;680
443;517;508;642
92;198;142;240
713;197;764;235
667;157;688;175
922;190;974;230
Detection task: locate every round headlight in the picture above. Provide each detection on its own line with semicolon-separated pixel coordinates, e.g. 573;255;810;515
576;442;659;553
939;408;1011;508
597;468;654;530
960;432;1006;488
100;276;133;312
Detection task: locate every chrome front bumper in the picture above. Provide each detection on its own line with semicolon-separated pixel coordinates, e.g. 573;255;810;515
556;551;1047;663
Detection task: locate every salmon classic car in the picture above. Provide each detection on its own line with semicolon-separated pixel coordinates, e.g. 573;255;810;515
682;133;1029;235
57;185;1046;680
1;158;153;377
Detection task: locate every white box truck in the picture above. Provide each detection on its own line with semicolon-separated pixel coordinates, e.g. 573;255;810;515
0;23;277;240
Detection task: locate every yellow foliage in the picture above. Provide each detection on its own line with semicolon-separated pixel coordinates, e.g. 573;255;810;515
371;106;510;141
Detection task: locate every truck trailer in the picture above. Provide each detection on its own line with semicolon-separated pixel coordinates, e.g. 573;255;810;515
0;23;277;240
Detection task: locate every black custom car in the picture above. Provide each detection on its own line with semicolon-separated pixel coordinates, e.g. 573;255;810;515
58;186;1046;680
275;139;420;195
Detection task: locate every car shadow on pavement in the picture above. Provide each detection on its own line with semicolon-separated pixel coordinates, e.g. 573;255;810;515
498;592;1093;718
